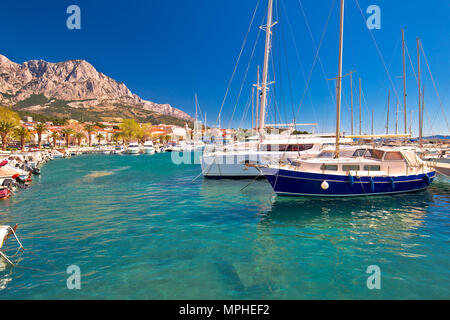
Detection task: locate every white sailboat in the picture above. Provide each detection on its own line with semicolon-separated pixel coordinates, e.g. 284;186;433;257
257;0;436;197
201;0;348;179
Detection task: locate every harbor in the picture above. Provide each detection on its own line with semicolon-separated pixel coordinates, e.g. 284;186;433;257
0;152;449;299
0;0;449;302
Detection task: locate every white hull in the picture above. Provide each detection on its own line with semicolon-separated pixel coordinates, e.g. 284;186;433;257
126;149;140;154
201;151;312;178
143;148;155;154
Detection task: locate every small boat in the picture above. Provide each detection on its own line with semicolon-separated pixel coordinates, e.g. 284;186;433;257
0;186;11;200
125;143;140;155
143;141;155;154
113;146;125;154
0;224;23;265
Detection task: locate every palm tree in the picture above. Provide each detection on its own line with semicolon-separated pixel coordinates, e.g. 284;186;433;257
96;133;104;145
0;120;16;151
61;128;74;148
74;132;85;146
84;124;95;147
49;132;60;148
13;126;31;151
112;132;123;144
34;122;48;149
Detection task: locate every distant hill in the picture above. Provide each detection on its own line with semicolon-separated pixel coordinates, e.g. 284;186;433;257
0;54;193;125
419;135;450;140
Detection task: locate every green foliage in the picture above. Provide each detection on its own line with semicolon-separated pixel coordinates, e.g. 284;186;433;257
14;94;49;109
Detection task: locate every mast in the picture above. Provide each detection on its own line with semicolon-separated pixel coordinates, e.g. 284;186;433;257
256;66;260;132
350;71;353;135
359;78;362;135
371;109;374;135
386;89;390;135
417;38;422;146
335;0;345;158
396;101;399;135
251;86;255;133
422;85;425;138
259;0;275;135
402;29;407;136
194;93;198;142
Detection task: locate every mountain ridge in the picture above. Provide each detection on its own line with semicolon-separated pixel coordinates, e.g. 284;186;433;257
0;54;193;123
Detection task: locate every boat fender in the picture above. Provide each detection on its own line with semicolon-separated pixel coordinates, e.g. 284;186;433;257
348;174;354;186
370;178;375;192
321;181;329;190
424;175;431;186
390;177;395;190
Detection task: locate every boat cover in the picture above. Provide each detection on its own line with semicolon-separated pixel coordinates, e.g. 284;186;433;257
0;226;9;249
401;150;423;167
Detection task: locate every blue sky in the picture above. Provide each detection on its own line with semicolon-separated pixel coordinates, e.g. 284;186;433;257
0;0;448;135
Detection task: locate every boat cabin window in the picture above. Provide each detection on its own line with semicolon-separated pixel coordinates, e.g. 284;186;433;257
263;144;314;152
318;151;334;158
364;149;384;160
321;164;338;171
364;165;381;172
342;165;360;171
384;151;404;161
353;149;367;157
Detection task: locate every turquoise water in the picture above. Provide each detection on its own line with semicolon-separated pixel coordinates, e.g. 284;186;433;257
0;153;449;299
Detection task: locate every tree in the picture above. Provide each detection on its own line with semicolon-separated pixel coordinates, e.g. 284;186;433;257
34;122;48;149
111;132;123;144
50;132;60;148
0;107;20;151
96;133;104;145
61;128;74;148
13;126;31;151
74;132;85;146
84;124;95;147
120;119;141;143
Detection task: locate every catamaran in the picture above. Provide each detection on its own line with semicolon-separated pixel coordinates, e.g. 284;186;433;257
257;0;436;197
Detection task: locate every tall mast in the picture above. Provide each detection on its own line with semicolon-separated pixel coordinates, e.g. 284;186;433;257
251;86;255;133
259;0;275;135
396;101;399;135
417;38;422;147
422;85;425;137
256;66;260;132
359;78;362;135
402;29;407;136
371;109;374;135
195;93;198;142
335;0;345;158
350;71;353;135
386;89;390;135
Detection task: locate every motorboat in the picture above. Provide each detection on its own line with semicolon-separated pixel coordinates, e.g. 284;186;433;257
125;143;140;155
143;141;155;154
113;145;125;154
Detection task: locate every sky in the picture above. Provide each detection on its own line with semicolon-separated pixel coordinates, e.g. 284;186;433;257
0;0;448;136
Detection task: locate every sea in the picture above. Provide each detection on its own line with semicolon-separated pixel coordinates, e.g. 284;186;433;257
0;153;449;299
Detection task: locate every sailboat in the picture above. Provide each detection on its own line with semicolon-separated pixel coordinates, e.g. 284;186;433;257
257;0;436;197
201;0;350;179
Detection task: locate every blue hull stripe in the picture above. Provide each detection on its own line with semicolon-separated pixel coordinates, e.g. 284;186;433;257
265;170;436;197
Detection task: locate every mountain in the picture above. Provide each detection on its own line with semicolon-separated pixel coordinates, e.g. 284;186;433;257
0;54;192;124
